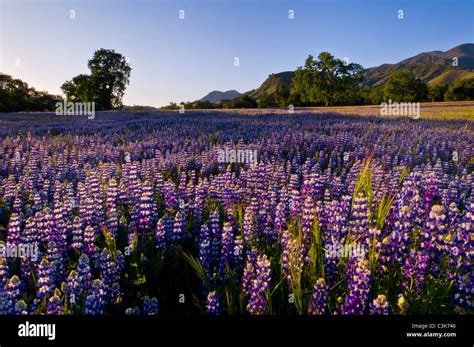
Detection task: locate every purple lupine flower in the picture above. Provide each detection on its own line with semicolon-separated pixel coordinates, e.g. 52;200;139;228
206;210;221;264
21;216;38;247
155;216;168;250
38;208;54;243
208;209;220;238
194;184;205;224
125;307;140;315
0;293;12;314
341;259;371;315
84;279;107;315
99;249;121;304
142;296;160;315
289;189;301;218
206;291;220;315
349;194;370;244
115;251;125;273
232;235;244;269
242;250;257;299
308;278;329;315
453;273;473;313
1;275;22;314
280;229;303;287
422;171;441;213
199;224;212;276
52;204;68;254
0;257;9;289
77;254;92;293
137;181;155;232
5;275;22;301
452;202;473;312
402;249;430;296
45;240;64;285
71;216;83;252
218;222;234;279
83;225;98;256
243;208;255;244
86;172;105;224
36;258;54;300
245;254;271;315
7;212;22;244
163;181;178;211
82;197;96;227
369;294;390;315
172;211;186;241
66;270;80;308
422;205;447;254
106;177;119;237
46;290;63;315
14;299;28;315
389;205;413;265
258;206;274;240
301;196;315;246
274;201;287;235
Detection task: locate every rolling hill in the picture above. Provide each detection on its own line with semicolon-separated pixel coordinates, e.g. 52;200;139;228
199;90;240;103
239;43;474;100
246;71;294;99
363;43;474;87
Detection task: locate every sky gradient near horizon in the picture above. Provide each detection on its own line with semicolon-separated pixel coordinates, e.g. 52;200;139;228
1;0;473;107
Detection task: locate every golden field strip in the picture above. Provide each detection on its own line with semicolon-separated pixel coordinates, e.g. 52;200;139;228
172;101;474;121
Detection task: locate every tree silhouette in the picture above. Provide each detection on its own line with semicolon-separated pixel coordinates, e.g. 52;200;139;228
61;49;131;110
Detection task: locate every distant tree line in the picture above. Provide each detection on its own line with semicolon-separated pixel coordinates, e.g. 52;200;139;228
1;50;473;113
0;74;61;112
165;52;474;109
360;71;474;104
0;49;131;113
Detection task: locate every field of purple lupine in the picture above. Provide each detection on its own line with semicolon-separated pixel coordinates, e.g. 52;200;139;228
0;111;472;315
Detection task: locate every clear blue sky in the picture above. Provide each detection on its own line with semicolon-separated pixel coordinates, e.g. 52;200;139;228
1;0;473;107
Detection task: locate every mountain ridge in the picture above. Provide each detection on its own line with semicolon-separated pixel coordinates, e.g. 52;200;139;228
200;43;474;102
199;90;241;103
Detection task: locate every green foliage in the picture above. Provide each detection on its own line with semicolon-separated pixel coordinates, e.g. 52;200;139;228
257;92;276;108
60;74;95;103
274;85;290;107
161;102;179;110
428;84;448;102
287;238;304;314
292;52;364;106
61;48;131;110
182;252;207;284
444;78;474;101
0;73;61;112
383;70;428;102
361;86;384;105
287;91;305;106
352;157;374;209
187;100;217;109
221;95;257;108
